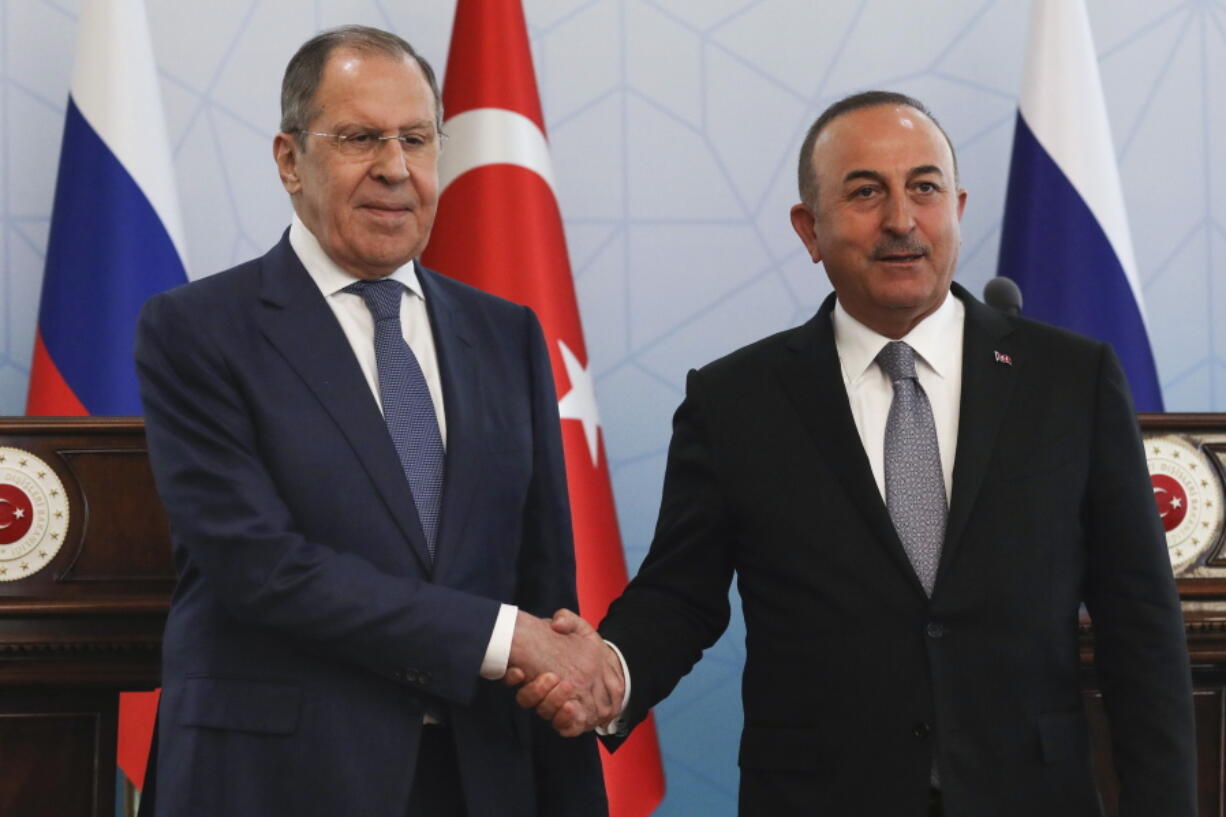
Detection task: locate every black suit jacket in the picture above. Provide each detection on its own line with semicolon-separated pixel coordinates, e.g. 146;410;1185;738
600;283;1194;816
134;234;607;817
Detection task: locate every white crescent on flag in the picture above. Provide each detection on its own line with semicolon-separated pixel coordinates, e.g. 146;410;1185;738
438;108;602;467
438;107;557;196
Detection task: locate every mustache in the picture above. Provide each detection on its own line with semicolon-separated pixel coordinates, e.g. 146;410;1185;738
871;237;928;259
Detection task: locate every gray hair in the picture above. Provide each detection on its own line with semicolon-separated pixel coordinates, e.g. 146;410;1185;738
797;90;959;209
280;25;443;144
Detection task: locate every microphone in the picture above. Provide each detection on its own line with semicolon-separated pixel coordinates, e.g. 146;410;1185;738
983;276;1022;316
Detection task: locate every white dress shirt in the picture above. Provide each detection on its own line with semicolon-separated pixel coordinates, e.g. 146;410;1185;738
604;290;967;735
289;215;517;681
833;292;965;502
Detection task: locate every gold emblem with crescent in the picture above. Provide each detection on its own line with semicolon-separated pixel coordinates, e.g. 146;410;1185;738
1146;434;1224;575
0;447;70;581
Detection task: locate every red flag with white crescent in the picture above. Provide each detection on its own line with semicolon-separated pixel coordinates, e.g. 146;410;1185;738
424;1;665;814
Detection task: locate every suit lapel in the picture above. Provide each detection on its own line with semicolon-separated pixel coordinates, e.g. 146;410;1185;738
776;296;927;596
415;267;482;581
256;235;434;573
940;283;1017;572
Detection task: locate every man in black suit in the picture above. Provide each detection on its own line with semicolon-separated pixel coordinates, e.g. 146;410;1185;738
519;91;1195;816
134;25;618;817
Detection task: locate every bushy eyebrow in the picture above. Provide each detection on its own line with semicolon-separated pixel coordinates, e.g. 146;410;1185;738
908;164;944;179
333;118;438;133
842;165;946;186
843;169;885;186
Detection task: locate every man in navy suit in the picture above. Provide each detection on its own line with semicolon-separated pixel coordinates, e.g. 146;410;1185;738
135;25;617;817
520;91;1196;816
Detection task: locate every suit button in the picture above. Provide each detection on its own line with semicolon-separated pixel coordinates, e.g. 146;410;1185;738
925;622;944;639
912;722;932;739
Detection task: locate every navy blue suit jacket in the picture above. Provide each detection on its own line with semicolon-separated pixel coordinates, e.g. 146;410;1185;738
135;234;607;817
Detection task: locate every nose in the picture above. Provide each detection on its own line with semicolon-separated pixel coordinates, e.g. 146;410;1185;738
370;139;410;184
881;192;916;235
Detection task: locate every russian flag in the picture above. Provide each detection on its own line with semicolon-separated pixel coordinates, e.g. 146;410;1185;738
998;0;1163;411
27;0;187;417
25;0;186;792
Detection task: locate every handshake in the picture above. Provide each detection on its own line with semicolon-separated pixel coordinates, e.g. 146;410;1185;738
504;609;625;737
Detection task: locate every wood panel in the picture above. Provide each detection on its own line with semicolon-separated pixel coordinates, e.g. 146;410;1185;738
0;419;170;814
0;689;117;817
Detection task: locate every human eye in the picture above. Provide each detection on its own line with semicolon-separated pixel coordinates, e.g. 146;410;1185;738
851;185;879;199
913;180;941;195
331;130;383;156
398;131;436;151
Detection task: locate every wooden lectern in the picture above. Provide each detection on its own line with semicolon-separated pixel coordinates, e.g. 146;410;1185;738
3;415;1226;815
1086;414;1226;815
0;418;174;817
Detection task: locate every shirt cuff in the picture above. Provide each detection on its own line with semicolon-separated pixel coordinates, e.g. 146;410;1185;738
479;603;519;680
595;639;632;736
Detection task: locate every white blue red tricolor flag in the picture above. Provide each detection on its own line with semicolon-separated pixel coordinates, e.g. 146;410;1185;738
998;0;1163;411
28;0;187;417
26;0;186;791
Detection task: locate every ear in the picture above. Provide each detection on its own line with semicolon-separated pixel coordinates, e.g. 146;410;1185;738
956;187;968;220
789;203;822;264
273;132;303;194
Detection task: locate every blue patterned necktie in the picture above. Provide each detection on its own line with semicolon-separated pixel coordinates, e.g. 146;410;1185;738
344;278;445;559
877;341;947;596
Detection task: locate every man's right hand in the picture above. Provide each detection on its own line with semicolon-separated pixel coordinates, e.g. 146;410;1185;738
504;609;624;737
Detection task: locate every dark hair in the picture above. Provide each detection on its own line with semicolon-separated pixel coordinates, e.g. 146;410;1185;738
797;91;958;207
280;25;442;143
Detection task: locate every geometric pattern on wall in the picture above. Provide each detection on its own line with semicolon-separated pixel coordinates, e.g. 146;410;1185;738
1;1;1222;813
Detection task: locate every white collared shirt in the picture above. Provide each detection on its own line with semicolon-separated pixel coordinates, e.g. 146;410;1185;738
290;215;447;443
289;214;516;681
832;292;965;501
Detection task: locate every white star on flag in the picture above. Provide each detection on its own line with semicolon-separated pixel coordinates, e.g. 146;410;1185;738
556;339;601;467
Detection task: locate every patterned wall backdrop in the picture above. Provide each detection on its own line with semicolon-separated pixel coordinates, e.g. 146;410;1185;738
2;1;1222;812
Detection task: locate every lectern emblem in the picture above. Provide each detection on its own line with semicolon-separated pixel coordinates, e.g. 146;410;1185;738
0;447;70;581
1147;435;1224;575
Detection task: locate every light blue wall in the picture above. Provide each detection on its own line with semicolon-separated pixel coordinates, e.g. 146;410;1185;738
2;1;1222;813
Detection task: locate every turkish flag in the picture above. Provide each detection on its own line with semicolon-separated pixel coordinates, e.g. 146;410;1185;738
423;1;665;814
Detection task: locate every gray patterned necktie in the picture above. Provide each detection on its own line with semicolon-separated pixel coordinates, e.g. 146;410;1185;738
877;341;947;596
344;278;445;560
